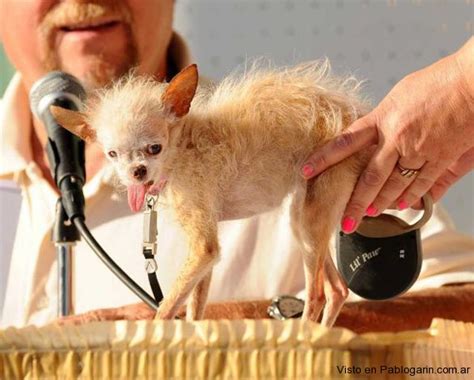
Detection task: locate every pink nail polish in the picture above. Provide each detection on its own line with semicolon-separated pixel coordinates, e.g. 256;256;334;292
302;164;315;178
398;200;409;210
366;204;378;217
342;217;356;233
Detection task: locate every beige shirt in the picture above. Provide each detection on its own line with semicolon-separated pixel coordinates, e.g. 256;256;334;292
1;35;474;328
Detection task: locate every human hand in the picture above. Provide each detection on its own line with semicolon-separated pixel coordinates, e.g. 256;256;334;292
302;38;474;232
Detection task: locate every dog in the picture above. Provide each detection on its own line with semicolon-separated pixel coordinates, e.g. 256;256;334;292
51;61;369;326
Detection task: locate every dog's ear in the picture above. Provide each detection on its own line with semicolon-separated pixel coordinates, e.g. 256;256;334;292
162;64;198;117
49;105;96;143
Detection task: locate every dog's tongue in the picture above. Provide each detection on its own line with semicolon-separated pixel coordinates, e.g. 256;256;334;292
127;184;147;212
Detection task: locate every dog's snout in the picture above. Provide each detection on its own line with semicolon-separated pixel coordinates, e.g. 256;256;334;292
132;165;147;180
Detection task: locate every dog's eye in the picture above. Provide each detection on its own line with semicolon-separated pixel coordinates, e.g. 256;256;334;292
108;150;117;158
147;144;162;155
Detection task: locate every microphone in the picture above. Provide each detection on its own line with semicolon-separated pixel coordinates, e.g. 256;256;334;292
29;72;161;310
29;71;87;219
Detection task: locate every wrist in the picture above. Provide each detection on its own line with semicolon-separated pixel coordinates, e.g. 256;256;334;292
453;37;474;102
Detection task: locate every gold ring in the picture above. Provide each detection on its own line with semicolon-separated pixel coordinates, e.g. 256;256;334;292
398;163;420;178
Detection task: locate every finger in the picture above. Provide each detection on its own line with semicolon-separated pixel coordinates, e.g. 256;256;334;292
411;199;424;210
429;147;474;202
397;161;449;209
368;158;426;216
301;114;378;178
342;146;399;233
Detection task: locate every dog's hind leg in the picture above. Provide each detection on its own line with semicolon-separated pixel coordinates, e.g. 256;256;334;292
290;189;325;321
186;270;213;320
321;254;348;327
291;161;357;326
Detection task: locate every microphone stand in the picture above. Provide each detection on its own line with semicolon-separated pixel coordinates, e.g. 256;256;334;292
53;198;79;317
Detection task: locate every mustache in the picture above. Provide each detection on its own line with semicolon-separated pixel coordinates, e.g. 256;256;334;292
40;0;132;32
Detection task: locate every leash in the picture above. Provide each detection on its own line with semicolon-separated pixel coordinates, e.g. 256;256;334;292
142;194;164;305
337;194;433;300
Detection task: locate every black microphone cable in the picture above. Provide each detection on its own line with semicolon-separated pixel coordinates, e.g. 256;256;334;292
73;216;158;309
30;71;160;310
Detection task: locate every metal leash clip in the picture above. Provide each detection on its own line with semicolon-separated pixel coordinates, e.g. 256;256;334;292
142;194;164;304
143;194;159;273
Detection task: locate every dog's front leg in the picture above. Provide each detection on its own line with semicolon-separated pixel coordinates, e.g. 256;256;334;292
186;270;213;320
155;214;219;320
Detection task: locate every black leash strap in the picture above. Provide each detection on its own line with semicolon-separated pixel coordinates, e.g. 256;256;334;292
143;248;164;303
143;195;164;305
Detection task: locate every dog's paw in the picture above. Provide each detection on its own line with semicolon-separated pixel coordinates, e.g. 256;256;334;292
154;309;175;320
155;304;176;319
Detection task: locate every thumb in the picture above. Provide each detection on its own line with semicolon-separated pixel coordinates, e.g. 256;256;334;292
301;113;378;178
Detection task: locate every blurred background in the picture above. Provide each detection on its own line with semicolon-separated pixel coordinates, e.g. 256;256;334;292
1;0;472;234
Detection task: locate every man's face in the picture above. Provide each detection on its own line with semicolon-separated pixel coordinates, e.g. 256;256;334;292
0;0;174;90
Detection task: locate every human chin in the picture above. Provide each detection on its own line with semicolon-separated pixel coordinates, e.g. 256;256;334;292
57;49;135;89
44;25;137;89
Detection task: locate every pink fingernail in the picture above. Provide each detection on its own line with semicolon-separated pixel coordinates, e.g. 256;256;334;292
342;217;356;233
366;204;378;217
398;200;409;210
301;164;315;178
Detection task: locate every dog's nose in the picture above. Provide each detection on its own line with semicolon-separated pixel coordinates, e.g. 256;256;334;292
132;165;147;181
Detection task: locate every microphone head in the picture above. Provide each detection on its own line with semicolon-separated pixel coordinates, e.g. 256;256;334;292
29;71;87;119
